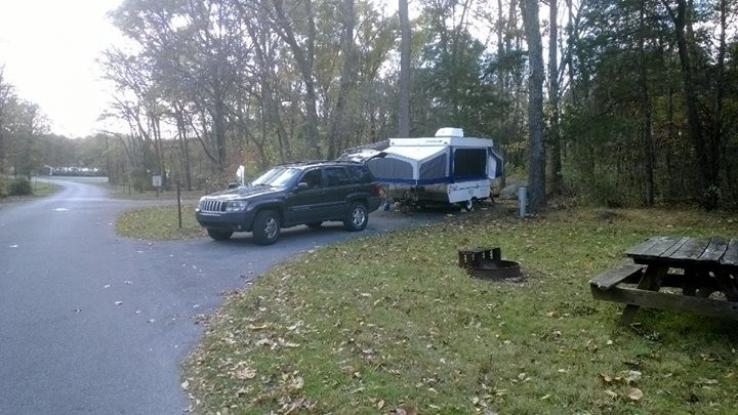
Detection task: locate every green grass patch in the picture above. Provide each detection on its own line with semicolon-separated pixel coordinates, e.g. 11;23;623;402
185;208;738;414
31;179;57;197
106;183;204;202
116;205;205;240
0;177;58;201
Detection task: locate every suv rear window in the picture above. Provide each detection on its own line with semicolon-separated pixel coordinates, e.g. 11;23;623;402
324;167;350;186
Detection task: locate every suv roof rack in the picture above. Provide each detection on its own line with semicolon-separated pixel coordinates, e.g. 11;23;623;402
278;159;365;167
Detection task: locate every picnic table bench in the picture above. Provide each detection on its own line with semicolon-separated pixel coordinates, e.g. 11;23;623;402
590;236;738;324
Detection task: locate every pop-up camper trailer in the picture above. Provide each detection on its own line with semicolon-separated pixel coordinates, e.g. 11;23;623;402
342;128;503;208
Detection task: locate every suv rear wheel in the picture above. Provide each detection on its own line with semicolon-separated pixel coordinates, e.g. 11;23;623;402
344;202;368;231
207;229;233;241
253;210;281;245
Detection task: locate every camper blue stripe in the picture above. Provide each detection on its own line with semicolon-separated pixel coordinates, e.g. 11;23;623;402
375;175;489;185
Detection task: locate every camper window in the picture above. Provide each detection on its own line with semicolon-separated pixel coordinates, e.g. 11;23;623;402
419;153;448;180
367;158;413;180
453;148;487;178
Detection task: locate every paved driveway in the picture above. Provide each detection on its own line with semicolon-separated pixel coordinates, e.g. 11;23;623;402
0;178;438;414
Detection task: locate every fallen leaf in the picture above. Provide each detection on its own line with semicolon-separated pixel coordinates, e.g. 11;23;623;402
247;324;270;330
627;387;643;401
599;373;613;384
625;370;642;384
234;366;257;380
255;338;273;347
289;376;304;391
181;380;189;390
605;389;618;399
376;400;385;410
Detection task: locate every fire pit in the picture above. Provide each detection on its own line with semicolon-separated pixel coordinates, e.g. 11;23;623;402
458;247;522;281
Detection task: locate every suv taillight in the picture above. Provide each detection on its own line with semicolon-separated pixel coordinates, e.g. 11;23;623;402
371;183;383;197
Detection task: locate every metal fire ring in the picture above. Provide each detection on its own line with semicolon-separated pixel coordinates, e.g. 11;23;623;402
458;247;523;281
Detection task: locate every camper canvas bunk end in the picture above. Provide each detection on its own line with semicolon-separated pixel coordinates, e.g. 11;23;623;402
350;128;503;208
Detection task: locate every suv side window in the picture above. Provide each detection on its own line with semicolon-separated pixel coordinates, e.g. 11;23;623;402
298;169;323;189
324;167;350;186
347;165;372;183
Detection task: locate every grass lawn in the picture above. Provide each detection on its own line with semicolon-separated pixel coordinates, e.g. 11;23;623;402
106;183;204;202
0;177;59;203
116;205;205;240
185;208;738;414
30;179;58;197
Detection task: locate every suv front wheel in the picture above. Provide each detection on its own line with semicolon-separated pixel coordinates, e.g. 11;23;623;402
253;210;281;245
344;202;368;232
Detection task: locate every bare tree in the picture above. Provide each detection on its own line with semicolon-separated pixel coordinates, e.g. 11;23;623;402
270;0;322;159
639;0;654;206
661;0;721;207
0;67;13;173
398;0;411;137
547;0;562;195
326;0;356;158
520;0;546;210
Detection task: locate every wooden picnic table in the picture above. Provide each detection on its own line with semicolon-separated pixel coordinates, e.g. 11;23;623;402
590;236;738;324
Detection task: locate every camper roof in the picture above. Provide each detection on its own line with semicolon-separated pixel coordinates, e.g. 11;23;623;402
389;136;494;148
388;127;494;147
384;144;446;162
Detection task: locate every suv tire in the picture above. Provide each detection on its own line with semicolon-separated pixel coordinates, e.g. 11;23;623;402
207;229;233;241
344;202;368;232
253;210;281;245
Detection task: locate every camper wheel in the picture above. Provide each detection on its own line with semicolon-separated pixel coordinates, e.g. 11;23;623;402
460;199;474;212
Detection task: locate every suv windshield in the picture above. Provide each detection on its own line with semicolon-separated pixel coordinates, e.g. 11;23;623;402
251;167;301;188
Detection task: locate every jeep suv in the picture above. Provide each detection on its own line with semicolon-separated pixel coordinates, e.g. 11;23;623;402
195;162;383;245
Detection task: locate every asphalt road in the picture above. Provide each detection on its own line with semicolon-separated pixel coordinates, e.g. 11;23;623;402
0;178;439;414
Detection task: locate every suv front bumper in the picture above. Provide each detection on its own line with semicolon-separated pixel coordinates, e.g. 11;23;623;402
195;209;256;232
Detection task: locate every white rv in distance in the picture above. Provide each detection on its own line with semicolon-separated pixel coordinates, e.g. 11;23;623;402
342;128;503;209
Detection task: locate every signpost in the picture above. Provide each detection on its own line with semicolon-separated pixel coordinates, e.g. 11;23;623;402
152;174;162;198
236;165;245;187
176;180;182;229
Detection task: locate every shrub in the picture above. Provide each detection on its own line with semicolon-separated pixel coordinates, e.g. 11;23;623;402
8;177;32;196
130;169;150;192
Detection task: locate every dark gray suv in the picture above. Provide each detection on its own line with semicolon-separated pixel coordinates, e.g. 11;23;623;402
195;161;383;245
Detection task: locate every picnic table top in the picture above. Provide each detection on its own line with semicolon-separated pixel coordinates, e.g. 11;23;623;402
625;236;738;267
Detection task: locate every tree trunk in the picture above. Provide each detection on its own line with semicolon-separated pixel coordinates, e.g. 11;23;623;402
639;1;654;206
520;0;546;211
327;0;355;159
665;0;719;207
547;0;562;195
175;107;193;191
565;0;574;106
271;0;322;159
212;87;227;171
398;0;411;137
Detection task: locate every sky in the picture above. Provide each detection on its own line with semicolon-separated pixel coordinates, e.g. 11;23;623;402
0;0;125;137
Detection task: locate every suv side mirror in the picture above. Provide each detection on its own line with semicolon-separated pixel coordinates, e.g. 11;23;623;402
295;182;309;191
227;182;238;189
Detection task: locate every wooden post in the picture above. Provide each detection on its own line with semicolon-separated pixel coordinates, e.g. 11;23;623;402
620;265;667;326
176;180;182;229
